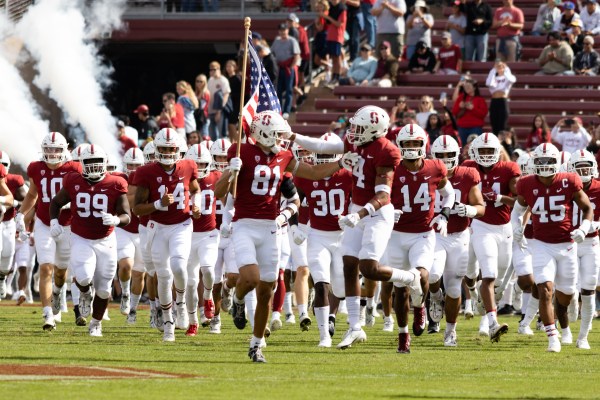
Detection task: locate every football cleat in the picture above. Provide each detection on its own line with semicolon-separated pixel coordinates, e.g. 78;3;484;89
536;317;544;331
54;312;62;323
318;337;332;348
428;321;440;334
359;306;366;327
103;309;110;321
175;302;188;330
365;307;376;327
329;316;336;338
209;316;221;334
517;324;534;336
270;316;282;332
42;311;56;331
444;331;457;347
382;316;394;332
127;310;137;325
232;301;247;330
561;330;573;344
248;346;267;363
0;276;6;299
408;269;424;307
51;289;62;315
204;299;215;320
120;295;131;316
221;287;232;312
16;290;26;306
464;305;474;320
412;307;426;336
89;320;102;337
285;313;296;324
489;322;509;342
79;290;93;318
163;321;175;342
185;324;198;337
264;326;271;338
149;309;157;329
299;313;312;331
397;332;411;353
74;306;87;327
576;338;591;350
547;335;561;353
428;296;444;323
336;328;367;350
156;308;164;332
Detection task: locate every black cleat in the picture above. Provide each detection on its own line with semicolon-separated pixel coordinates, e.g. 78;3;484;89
232;301;247;330
248;346;267;363
328;316;336;338
74;306;87;327
428;321;440;334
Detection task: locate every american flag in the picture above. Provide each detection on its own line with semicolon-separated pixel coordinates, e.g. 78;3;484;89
241;34;282;134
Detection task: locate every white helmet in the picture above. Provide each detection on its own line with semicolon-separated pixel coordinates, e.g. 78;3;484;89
431;135;460;170
177;134;188;158
346;105;389;146
558;151;571;173
41;132;68;164
516;152;532;176
123;147;144;174
80;144;108;182
210;138;232;171
0;151;10;171
185;143;213;179
568;149;598;183
291;142;315;164
154;128;180;165
143;141;156;162
71;144;89;163
532;143;560;177
396;123;428;160
106;156;118;172
315;132;342;164
250;110;291;150
470;132;501;167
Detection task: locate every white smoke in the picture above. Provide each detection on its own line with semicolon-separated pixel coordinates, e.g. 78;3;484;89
0;14;48;168
17;0;126;161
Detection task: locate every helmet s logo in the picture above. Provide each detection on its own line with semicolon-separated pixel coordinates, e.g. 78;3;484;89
370;112;379;124
262;114;271;126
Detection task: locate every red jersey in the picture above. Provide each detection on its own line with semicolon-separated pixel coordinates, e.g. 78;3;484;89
297;200;310;225
132;160;198;225
573;178;600;238
119;136;137;155
0;165;6;179
63;172;128;240
295;169;352;232
215;199;224;228
516;173;582;244
128;170;148;228
434;166;480;234
392;159;447;233
228;143;294;221
462;160;520;225
3;174;25;222
192;170;221;232
344;137;401;207
116;172;140;234
27;161;82;226
438;44;462;71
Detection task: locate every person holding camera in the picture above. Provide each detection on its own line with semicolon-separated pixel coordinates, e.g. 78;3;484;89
451;77;488;146
551;117;592;153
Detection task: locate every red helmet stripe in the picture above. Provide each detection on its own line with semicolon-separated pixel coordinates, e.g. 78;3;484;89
90;144;95;154
443;136;447;146
51;132;56;143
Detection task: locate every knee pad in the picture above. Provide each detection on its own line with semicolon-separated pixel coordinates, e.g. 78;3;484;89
428;272;442;285
78;277;92;287
95;289;110;300
445;277;462;299
156;268;173;281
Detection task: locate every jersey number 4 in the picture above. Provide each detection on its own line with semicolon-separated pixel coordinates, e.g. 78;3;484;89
400;183;432;212
158;183;186;210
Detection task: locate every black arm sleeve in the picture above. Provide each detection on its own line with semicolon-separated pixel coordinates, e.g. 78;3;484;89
280;176;298;199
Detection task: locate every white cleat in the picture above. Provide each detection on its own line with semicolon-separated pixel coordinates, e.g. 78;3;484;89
429;297;444;323
365;307;376;327
51;289;62;315
408;269;423;307
478;317;489;336
285;313;296;324
444;331;457;347
382;317;394;332
221;287;232;312
517;324;534;336
149;309;157;329
270;317;282;332
89;320;103;337
79;291;93;318
127;310;137;325
318;337;332;348
576;338;591;350
547;335;561;353
336;328;367;350
209;317;221;334
175;302;188;330
299;313;312;331
163;322;175;342
54;312;62;323
42;311;56;331
359;306;366;327
120;295;131;316
103;310;110;321
561;330;573;344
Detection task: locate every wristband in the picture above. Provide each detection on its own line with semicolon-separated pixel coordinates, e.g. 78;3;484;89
281;209;292;222
364;203;376;216
119;214;131;225
580;219;592;235
287;202;299;215
440;207;451;220
13;200;18;207
374;184;391;194
0;196;5;204
154;199;163;210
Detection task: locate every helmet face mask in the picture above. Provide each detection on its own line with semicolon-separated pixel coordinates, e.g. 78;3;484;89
431;135;460;170
210;139;232;171
532;143;560;177
517;153;531;176
471;133;501;167
316;132;342;164
80;145;108;182
251;111;291;152
154;128;181;166
568;149;598;183
185;143;213;179
123;147;144;175
346;105;390;146
396;123;427;160
41;132;68;165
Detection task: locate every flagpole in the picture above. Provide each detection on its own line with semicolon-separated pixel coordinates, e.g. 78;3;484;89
232;16;251;199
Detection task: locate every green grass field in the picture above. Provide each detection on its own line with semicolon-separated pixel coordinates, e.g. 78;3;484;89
1;303;598;399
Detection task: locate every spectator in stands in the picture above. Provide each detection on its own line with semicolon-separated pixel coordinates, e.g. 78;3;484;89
262;0;281;12
464;0;493;61
225;60;242;141
439;100;461;146
566;20;586;54
408;41;436;74
372;0;407;58
257;45;279;87
451;77;488;145
207;61;231;140
447;1;467;54
371;41;400;86
187;131;200;146
433;32;462;75
175;80;198;136
345;0;361;61
313;0;330;76
287;13;310;107
532;0;562;36
181;0;197;11
416;95;436;128
581;0;600;35
536;31;574;75
118;115;139;146
322;0;347;85
389;96;412;126
117;121;137;156
492;0;524;62
362;0;378;48
557;2;582;36
157;92;185;135
425;113;443;143
498;128;516;156
132;104;159;145
193;74;211;138
486;61;516;134
339;44;378;85
526;114;552;149
551;117;592;153
570;35;600;75
405;0;434;60
271;23;301;118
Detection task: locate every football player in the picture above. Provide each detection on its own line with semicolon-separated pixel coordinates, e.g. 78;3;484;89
430;136;485;347
512;143;593;352
49;144;130;337
132;128;201;342
463;132;520;341
214;110;357;362
15;132;79;330
389;125;456;353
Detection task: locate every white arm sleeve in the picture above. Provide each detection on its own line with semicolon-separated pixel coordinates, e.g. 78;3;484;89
438;181;455;210
295;134;345;154
221;195;235;227
511;200;527;229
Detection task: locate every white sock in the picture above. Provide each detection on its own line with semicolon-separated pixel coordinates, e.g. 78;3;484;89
203;287;213;301
271;311;281;321
464;298;472;312
149;300;156;312
154;299;161;310
298;303;307;316
185;285;198;319
446;322;456;333
52;283;63;294
157;275;173;321
521;292;531;314
234;289;244;304
71;283;80;305
487;310;498;327
562;326;572;337
120;279;131;296
43;305;53;316
60;285;67;310
314;306;330;341
245;290;257;329
520;296;539;327
398;325;408;333
131;293;141;312
579;294;594;339
346;296;361;331
250;335;262;348
366;297;375;308
284;292;294;315
175;288;185;305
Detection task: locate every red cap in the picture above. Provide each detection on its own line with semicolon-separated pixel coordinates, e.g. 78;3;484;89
133;104;149;113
